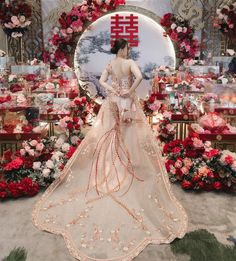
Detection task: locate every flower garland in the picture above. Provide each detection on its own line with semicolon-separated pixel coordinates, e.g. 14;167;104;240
157;111;176;143
160;13;200;64
44;0;125;68
163;132;236;192
213;2;236;39
0;0;32;38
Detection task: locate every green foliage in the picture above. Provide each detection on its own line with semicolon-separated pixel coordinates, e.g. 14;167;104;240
2;247;27;261
171;229;236;261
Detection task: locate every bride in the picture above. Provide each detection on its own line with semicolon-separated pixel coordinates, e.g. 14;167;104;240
32;38;188;261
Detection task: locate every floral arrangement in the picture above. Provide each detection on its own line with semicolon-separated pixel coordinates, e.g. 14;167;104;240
0;94;11;105
160;13;200;64
29;58;45;66
44;0;125;68
142;93;163;116
201;93;220;103
0;177;39;199
163;132;236;192
40;81;60;91
157;111;176;143
213;2;236;39
217;74;236;84
191;113;236;135
71;96;95;123
0;0;32;38
0;128;83;199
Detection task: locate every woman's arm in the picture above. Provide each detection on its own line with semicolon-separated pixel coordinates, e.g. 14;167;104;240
129;60;143;94
99;66;118;95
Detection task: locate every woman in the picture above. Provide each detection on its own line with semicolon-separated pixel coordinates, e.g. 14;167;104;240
32;38;188;261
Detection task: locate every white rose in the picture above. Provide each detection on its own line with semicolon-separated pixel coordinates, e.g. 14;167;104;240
62;143;70;152
42;168;51;178
33;162;41;170
171;23;177;30
70;135;79;145
51;151;64;161
28;149;35;157
176;26;183;33
46;160;54;169
19;15;25;23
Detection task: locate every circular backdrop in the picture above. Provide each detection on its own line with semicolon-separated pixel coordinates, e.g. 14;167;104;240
74;8;176;100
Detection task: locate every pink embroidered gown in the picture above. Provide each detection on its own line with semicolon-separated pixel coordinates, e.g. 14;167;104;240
32;63;188;261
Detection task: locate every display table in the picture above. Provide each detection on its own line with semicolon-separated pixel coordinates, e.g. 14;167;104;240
199;133;236;152
0;132;41;155
214;108;236;126
40;113;71;136
171;114;198;140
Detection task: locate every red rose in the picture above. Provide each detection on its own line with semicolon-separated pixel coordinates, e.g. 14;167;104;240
224;155;234;166
181;180;192;189
192;176;200;182
22;124;33;133
73;117;79;124
213;182;222;190
172;147;181;154
0;181;8;190
81;97;87;103
25;74;36;81
59;163;65;170
176;168;184;179
149;95;155;104
0;191;7;199
4;157;23;171
23;157;34;169
3;149;13;162
207;171;214;179
198;181;205;189
204;149;219;159
5;95;11;102
74;99;80;106
9;189;21;198
74;124;80;130
66;146;77;159
163;13;172;21
67;122;74;130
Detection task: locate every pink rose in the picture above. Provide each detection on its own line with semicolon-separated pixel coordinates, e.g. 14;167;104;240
30;140;38;147
36;143;44;151
183;158;192;168
175;160;182;168
66;27;73;34
20;149;26;156
24;145;31;152
28;149;35;157
172;147;181;154
181;167;189;175
193;138;204;148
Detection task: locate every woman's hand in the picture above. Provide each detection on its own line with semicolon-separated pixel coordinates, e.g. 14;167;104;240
119;89;131;98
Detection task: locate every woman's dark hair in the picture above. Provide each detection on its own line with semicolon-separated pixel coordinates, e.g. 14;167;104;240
110;38;128;54
228;57;236;74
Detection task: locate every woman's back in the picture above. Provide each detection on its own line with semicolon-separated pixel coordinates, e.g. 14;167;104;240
109;58;132;80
